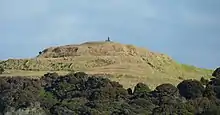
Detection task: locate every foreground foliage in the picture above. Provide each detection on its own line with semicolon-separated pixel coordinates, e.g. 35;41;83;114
0;67;219;115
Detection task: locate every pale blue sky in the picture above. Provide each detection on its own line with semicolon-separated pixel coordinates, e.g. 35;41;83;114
0;0;219;69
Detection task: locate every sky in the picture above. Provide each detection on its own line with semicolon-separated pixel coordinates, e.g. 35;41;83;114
0;0;219;69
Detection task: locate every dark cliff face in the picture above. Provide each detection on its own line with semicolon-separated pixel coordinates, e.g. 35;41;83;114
0;67;219;115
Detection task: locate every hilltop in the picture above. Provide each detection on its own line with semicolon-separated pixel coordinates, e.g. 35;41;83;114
0;41;213;88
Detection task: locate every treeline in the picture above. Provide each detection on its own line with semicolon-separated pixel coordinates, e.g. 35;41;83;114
0;68;220;115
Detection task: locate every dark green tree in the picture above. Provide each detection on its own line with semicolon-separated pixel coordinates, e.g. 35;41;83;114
177;80;204;100
212;67;220;78
200;77;209;86
133;83;151;94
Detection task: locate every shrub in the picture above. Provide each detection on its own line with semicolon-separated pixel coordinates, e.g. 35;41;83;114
177;80;204;100
0;77;42;113
201;104;220;115
213;67;220;78
127;88;132;95
200;77;209;86
133;83;151;94
203;85;216;98
0;66;4;74
155;83;179;96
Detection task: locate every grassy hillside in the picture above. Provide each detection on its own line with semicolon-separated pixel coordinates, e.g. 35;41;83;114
0;41;213;89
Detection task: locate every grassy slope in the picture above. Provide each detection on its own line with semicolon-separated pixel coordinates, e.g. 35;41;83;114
0;41;213;89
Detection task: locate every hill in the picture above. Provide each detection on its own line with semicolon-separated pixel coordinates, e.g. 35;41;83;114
0;41;213;89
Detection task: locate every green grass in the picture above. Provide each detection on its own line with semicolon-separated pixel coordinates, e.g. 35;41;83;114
180;63;213;73
0;67;213;90
0;42;214;89
0;57;213;89
0;69;69;78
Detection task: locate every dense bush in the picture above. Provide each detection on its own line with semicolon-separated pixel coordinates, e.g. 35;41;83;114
212;67;220;78
155;83;179;96
133;82;151;94
0;67;220;114
177;79;205;99
200;77;209;86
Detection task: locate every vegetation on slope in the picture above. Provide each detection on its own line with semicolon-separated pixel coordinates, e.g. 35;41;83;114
0;67;219;115
0;66;4;74
0;41;213;88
